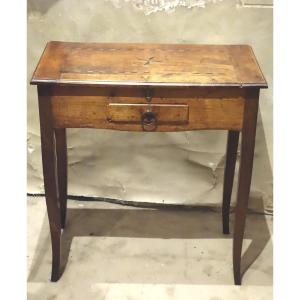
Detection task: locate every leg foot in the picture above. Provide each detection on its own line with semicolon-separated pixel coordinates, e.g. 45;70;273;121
50;225;61;282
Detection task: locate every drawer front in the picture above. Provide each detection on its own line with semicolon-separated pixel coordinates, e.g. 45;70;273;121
108;103;188;125
51;86;245;131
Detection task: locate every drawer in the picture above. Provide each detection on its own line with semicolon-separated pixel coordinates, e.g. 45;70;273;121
107;103;188;131
50;86;245;131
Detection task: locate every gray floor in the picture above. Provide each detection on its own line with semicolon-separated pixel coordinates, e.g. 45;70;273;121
27;197;273;299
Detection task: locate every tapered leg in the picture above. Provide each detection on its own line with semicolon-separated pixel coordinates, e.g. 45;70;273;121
222;131;240;234
233;90;259;285
38;86;61;282
55;128;68;229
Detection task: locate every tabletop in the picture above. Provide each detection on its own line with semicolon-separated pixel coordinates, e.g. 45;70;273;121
31;41;267;88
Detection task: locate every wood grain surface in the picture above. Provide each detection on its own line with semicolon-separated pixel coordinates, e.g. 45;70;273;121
31;42;267;88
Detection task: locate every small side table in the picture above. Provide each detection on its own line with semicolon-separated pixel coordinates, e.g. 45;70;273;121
31;42;267;284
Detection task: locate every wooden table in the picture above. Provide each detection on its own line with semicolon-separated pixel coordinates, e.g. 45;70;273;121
31;41;267;284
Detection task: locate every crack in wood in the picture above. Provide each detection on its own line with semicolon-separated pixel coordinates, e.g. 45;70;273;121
144;56;155;65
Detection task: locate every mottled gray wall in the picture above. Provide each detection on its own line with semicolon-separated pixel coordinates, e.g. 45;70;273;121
27;0;272;213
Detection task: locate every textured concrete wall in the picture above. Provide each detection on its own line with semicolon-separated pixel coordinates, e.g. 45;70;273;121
27;0;272;213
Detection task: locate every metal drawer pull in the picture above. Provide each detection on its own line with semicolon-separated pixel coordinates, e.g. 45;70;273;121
141;111;157;131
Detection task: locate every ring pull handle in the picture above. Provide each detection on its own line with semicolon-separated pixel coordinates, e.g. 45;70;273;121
141;111;157;131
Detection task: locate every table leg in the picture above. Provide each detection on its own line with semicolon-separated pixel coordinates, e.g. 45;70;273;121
222;130;240;234
54;128;68;229
38;86;61;282
233;90;259;285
